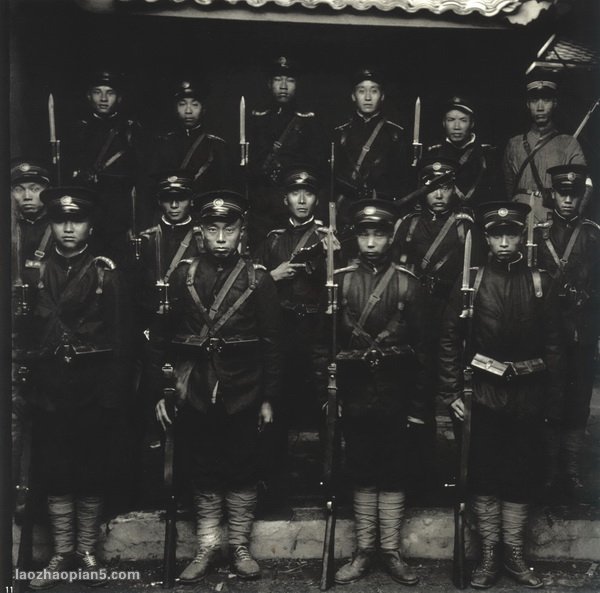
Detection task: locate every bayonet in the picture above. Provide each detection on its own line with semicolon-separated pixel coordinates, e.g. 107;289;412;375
48;93;61;184
526;192;537;268
573;98;599;139
411;96;422;167
459;230;473;319
240;96;249;167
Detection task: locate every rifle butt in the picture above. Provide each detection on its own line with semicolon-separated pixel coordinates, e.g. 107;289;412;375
319;499;337;591
162;496;177;589
452;503;467;589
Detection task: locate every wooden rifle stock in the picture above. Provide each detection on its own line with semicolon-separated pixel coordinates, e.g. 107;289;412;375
162;363;177;589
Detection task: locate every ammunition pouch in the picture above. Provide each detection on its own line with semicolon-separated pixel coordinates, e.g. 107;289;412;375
471;353;546;381
172;334;259;357
337;344;414;369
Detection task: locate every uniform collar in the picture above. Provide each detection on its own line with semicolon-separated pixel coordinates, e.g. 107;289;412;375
205;250;240;270
19;210;47;224
53;244;89;267
355;110;382;124
289;215;315;228
445;133;476;149
160;215;192;228
358;252;391;274
183;122;203;135
553;210;579;226
425;208;451;221
91;111;119;121
490;251;524;272
530;123;557;139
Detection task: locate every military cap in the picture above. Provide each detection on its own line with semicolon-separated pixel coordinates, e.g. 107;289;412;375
197;190;248;221
477;201;530;231
88;70;123;91
281;166;319;192
154;171;194;201
526;71;558;97
348;199;398;228
419;155;458;186
174;79;207;101
268;55;299;78
352;67;383;88
443;95;475;116
11;159;51;186
548;164;587;195
40;186;99;221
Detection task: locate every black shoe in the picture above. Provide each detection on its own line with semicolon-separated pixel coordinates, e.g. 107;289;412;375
470;544;500;589
503;545;543;589
380;550;419;585
77;551;108;587
29;553;76;590
334;550;375;584
179;547;220;583
230;545;260;580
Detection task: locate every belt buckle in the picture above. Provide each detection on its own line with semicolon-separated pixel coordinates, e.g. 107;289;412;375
206;337;222;354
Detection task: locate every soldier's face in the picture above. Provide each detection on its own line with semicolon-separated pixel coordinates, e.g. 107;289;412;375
88;85;120;116
356;225;393;261
269;76;297;104
554;191;582;218
51;218;92;254
285;188;317;221
11;181;47;218
352;81;384;115
160;197;192;223
527;96;556;127
443;110;474;144
485;227;524;261
177;98;203;128
425;185;453;213
201;218;243;258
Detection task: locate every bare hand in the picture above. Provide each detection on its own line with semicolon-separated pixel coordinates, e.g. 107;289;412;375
450;398;465;421
258;402;274;430
155;398;175;431
271;261;299;281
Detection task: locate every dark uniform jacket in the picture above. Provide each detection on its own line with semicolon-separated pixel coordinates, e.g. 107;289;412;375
16;212;53;270
336;255;426;417
249;105;328;190
157;252;282;415
439;255;564;420
255;217;325;312
334;112;409;202
426;135;498;206
138;216;203;325
393;207;475;299
151;124;237;194
23;248;129;411
534;213;600;345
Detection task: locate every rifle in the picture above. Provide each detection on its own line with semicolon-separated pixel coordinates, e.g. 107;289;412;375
411;96;422;167
155;233;170;315
130;187;141;261
239;96;250;255
48;93;61;185
453;230;474;589
161;363;177;589
526;192;537;268
573;98;599;139
12;204;29;319
320;143;339;591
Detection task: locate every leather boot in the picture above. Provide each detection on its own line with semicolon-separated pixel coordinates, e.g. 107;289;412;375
179;490;223;583
334;487;377;584
76;496;108;587
30;495;76;590
226;486;260;579
378;491;418;585
502;501;543;588
563;428;585;493
471;496;501;588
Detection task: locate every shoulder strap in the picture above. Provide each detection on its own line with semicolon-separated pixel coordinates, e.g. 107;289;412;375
420;214;456;271
93;127;119;171
352;119;385;180
354;264;396;333
374;271;409;344
544;222;583;272
34;226;52;261
472;266;485;302
530;269;543;298
291;226;318;257
268;115;300;160
511;131;558;195
208;259;246;320
454;152;486;202
163;230;193;283
180;132;207;169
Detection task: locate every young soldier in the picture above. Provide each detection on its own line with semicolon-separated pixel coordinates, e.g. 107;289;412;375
248;56;328;246
333;199;425;586
534;165;600;496
393;156;476;486
439;202;564;589
502;72;590;223
154;191;282;582
11;159;53;267
21;187;130;589
426;96;497;207
334;68;409;225
151;79;237;195
66;70;145;262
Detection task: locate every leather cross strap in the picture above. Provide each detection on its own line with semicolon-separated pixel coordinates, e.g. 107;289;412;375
33;226;52;261
352;119;385;181
511;131;558;196
544;223;582;272
420;214;456;271
291;225;318;258
355;264;396;333
162;229;193;283
93;127;119;171
455;153;486;202
180;133;207;169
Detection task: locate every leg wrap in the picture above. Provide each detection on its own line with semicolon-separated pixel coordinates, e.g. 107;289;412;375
353;487;378;552
193;489;224;549
225;486;257;547
473;495;501;545
76;496;103;554
48;494;75;554
378;490;405;552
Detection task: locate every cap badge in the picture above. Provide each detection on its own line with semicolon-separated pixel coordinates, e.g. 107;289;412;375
567;172;576;181
433;162;442;172
60;196;74;206
182;81;191;89
213;198;224;207
20;163;31;172
364;206;377;216
498;208;508;218
298;172;308;182
278;56;288;67
167;176;178;183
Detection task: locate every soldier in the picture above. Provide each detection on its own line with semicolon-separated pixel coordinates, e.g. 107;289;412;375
426;96;498;207
333;68;409;226
534;165;600;496
247;56;328;246
20;187;130;589
393;156;477;487
502;71;590;223
153;191;282;582
151;79;237;195
333;199;425;586
439;202;564;589
11;159;53;268
65;70;145;262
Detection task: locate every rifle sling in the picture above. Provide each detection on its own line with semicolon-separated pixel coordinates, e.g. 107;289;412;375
162;229;193;283
511;131;558;196
180;133;207;169
291;225;318;258
355;264;396;331
352;119;385;181
454;150;486;202
544;223;582;272
268;115;299;160
93;127;119;172
420;214;456;271
33;226;52;261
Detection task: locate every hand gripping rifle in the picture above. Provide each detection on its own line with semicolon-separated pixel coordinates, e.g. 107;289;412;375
453;229;474;589
161;363;177;588
320;143;339;591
